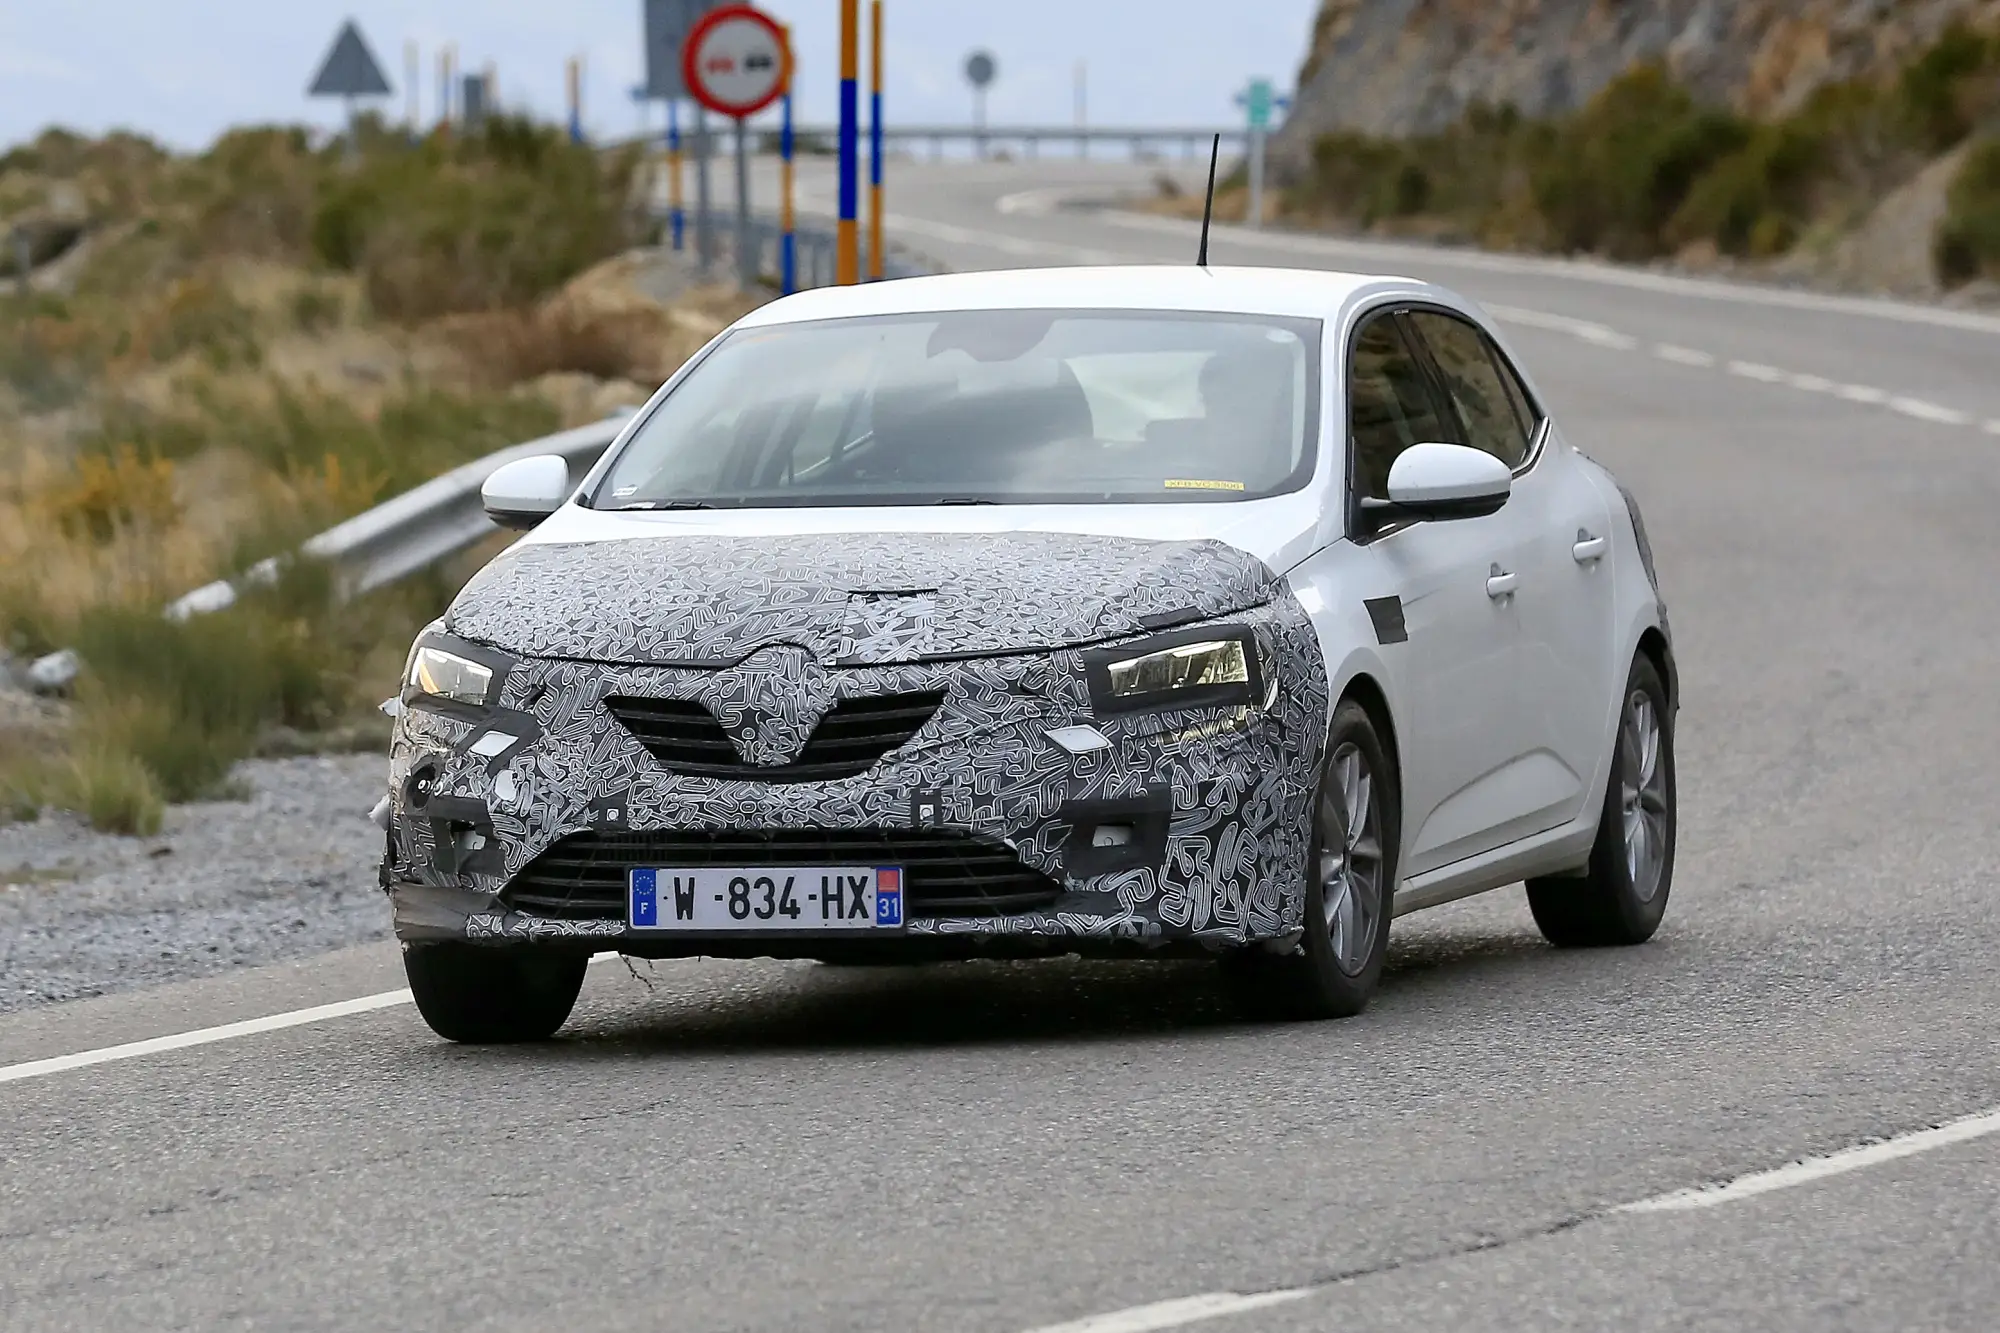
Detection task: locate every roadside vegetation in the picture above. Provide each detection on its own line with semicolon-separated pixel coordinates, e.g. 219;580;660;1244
1;116;751;833
1280;21;2000;288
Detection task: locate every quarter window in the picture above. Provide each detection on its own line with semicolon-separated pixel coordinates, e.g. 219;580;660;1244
1347;316;1448;500
1407;311;1532;470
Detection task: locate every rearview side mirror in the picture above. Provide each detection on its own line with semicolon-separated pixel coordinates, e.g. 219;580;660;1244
482;455;571;531
1369;442;1511;522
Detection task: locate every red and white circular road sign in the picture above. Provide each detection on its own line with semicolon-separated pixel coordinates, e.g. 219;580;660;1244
683;4;792;120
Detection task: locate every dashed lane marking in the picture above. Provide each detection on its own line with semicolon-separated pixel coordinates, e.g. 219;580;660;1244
1025;1104;2000;1332
1020;1290;1316;1333
1654;344;1716;367
1490;314;1982;432
1616;1104;2000;1213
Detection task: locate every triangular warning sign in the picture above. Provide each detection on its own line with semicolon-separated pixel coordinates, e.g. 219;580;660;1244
308;20;392;98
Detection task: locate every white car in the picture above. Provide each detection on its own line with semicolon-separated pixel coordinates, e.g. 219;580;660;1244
383;265;1677;1042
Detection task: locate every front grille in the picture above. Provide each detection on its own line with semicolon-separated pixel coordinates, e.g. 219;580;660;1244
602;691;946;783
502;828;1062;921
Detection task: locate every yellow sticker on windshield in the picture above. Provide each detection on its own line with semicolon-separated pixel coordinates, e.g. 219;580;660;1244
1164;479;1246;492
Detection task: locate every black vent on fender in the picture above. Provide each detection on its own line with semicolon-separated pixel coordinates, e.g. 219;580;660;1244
602;691;946;783
501;828;1062;920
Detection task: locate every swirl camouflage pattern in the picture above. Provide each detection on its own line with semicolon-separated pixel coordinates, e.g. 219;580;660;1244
382;530;1331;952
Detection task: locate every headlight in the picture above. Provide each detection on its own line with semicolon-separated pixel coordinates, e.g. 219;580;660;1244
1086;630;1262;714
405;645;496;708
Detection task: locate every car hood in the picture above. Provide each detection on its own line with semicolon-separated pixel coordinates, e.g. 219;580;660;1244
446;529;1278;667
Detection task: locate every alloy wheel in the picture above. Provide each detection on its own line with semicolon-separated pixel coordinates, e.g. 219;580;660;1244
1318;741;1385;976
1620;689;1670;902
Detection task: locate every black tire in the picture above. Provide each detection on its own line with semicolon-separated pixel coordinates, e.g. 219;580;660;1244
1226;697;1399;1019
1526;654;1675;947
403;943;588;1043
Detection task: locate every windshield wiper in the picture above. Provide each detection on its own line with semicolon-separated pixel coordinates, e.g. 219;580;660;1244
607;500;714;511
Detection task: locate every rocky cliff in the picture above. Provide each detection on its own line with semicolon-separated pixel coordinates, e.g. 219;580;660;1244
1271;0;2000;177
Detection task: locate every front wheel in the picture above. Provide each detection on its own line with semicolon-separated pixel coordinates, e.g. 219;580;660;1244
1226;698;1399;1019
404;943;588;1043
1525;654;1675;947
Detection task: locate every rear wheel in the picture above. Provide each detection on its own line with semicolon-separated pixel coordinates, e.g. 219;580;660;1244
1227;698;1398;1019
403;943;588;1043
1526;655;1675;947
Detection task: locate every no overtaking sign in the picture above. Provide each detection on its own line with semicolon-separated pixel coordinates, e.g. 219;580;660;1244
683;4;791;119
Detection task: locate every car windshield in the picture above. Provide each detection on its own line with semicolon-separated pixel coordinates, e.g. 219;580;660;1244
590;308;1320;508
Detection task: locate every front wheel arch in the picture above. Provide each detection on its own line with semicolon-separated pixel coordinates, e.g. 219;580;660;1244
1332;671;1402;810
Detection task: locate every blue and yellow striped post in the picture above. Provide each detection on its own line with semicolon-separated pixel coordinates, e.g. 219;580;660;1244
868;0;884;280
781;29;798;295
837;0;861;286
668;99;685;252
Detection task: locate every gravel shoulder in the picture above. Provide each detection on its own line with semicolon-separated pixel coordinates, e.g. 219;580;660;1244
0;753;392;1014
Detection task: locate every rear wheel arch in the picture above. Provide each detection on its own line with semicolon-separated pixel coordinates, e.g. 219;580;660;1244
1636;626;1676;714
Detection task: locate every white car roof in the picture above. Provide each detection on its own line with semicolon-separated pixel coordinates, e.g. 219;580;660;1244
736;264;1444;327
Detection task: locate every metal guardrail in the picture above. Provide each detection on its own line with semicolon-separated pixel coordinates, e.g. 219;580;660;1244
162;415;633;622
787;124;1246;162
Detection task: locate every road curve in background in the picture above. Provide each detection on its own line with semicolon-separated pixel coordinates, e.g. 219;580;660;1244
4;159;1999;1333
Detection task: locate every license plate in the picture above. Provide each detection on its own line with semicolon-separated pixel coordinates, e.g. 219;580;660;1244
628;867;904;931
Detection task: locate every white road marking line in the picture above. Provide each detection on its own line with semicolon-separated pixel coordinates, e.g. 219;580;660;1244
1727;360;1788;382
905;193;1992;434
1888;396;1970;425
1654;344;1716;367
1616;1104;2000;1213
1100;209;2000;336
883;210;1130;266
1022;1290;1316;1333
0;954;623;1088
1487;305;1635;349
0;991;414;1085
1039;1103;2000;1329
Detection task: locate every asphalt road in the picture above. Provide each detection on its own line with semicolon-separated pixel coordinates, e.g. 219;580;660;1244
6;160;2000;1332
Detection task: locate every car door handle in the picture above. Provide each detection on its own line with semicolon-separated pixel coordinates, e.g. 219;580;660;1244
1572;531;1608;564
1486;567;1518;599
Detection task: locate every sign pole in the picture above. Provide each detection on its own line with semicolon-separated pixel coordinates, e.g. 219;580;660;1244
438;45;454;134
668;99;685;252
683;5;793;291
837;0;861;285
868;0;885;281
781;48;797;294
406;41;420;133
734;114;753;291
694;103;714;273
1248;123;1264;230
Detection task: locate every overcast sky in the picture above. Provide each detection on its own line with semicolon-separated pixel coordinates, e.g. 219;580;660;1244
0;1;1321;150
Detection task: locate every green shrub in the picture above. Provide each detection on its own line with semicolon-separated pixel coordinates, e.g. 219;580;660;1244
62;745;164;836
1531;65;1753;258
80;379;558;502
0;781;40;826
310;117;639;320
1669;122;1828;256
1896;22;2000;153
1936;136;2000;285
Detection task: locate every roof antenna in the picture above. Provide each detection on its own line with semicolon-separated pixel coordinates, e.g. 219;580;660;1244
1196;133;1220;268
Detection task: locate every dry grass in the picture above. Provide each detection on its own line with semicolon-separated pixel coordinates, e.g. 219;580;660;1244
0;120;759;831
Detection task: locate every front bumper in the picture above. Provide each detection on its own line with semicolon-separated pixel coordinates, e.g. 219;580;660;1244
382;597;1329;953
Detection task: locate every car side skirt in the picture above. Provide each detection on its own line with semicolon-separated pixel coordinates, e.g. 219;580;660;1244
1391;811;1599;916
